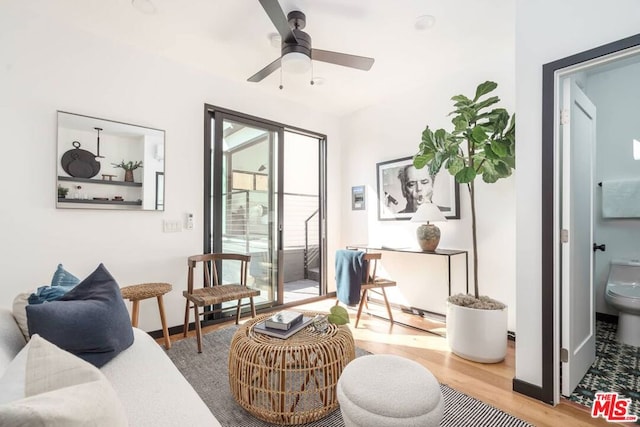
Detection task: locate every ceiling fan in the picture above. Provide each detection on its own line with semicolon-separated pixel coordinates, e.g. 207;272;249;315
248;0;375;83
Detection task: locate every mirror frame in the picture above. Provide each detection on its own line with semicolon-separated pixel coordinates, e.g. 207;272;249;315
56;111;165;211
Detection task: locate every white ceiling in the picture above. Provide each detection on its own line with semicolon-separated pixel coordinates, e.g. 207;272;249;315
24;0;514;116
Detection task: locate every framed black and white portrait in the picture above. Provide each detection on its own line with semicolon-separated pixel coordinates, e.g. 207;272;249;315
376;156;460;221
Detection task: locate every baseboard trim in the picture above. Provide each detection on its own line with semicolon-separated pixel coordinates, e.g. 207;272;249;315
148;324;186;340
364;295;517;341
367;296;444;319
148;294;518;343
596;312;618;324
513;378;554;405
402;306;446;322
147;295;341;339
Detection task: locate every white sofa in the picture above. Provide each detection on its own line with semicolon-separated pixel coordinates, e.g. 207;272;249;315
0;307;221;426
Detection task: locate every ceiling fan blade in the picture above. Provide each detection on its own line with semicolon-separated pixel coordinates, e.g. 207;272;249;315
258;0;297;44
311;49;374;71
247;57;282;82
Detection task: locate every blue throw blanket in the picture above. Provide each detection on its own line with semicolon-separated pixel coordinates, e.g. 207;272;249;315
335;250;366;305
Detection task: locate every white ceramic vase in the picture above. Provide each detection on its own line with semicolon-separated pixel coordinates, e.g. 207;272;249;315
446;302;508;363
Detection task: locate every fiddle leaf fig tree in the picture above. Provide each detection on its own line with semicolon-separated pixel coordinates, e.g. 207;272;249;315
413;81;515;308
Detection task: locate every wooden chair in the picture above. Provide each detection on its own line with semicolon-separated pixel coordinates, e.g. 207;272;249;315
183;253;260;353
337;252;396;328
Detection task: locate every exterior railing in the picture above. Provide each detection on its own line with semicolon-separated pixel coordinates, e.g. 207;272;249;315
304;209;319;279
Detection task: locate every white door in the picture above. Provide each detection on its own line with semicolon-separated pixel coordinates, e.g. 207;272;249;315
561;78;597;397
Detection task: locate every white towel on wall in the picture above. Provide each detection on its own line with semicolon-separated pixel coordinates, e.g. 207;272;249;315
602;179;640;218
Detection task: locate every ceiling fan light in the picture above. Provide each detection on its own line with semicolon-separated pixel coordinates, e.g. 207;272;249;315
282;52;311;74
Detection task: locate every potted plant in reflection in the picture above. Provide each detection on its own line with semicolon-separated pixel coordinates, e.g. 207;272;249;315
413;81;515;363
112;160;143;183
57;185;69;199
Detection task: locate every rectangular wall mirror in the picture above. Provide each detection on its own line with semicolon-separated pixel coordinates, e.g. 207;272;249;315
56;111;165;211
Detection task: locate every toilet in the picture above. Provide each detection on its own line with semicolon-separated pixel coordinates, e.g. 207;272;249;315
605;259;640;347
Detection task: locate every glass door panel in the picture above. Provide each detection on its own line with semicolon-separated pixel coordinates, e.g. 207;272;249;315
282;131;321;303
212;116;279;310
207;107;326;316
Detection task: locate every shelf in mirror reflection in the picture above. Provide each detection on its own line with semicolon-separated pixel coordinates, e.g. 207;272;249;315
58;198;142;206
58;176;142;187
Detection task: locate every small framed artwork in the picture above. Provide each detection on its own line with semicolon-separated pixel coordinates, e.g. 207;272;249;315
352;185;365;210
376;156;460;221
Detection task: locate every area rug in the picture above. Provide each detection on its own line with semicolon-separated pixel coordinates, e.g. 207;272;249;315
166;326;533;427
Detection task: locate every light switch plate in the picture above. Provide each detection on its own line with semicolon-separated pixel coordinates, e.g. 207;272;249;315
163;220;181;233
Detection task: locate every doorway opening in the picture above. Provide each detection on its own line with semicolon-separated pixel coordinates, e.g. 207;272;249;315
281;130;322;304
204;105;327;319
541;34;640;409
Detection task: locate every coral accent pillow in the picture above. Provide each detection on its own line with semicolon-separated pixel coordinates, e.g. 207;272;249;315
26;264;134;367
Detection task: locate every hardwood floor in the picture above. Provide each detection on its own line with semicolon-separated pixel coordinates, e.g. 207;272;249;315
163;298;621;427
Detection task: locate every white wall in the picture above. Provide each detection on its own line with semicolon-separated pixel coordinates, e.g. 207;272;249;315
339;27;517;329
586;62;640;315
515;0;640;387
0;3;343;332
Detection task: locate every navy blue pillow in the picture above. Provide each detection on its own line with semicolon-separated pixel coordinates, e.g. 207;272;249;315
26;264;134;368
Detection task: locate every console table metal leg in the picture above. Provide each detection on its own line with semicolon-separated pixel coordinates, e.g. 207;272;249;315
448;256;452;296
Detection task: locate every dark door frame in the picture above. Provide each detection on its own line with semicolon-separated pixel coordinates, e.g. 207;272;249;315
512;33;640;405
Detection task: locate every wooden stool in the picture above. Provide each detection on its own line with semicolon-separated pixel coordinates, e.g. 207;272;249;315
120;282;172;349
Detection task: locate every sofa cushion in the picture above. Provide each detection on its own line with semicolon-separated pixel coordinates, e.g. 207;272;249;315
101;328;221;427
0;337;29;404
0;335;127;426
26;264;134;367
28;264;80;305
12;293;31;341
0;308;27;380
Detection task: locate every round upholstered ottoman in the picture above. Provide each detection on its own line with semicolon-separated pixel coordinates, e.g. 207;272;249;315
337;354;443;427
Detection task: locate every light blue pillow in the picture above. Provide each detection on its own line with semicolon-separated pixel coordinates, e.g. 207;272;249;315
28;264;80;305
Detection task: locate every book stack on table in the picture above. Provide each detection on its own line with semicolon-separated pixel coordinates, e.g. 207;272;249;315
254;310;314;339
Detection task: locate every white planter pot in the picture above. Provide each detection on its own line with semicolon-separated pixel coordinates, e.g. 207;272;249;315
446;302;508;363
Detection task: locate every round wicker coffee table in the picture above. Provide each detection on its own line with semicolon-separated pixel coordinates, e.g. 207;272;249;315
228;312;355;425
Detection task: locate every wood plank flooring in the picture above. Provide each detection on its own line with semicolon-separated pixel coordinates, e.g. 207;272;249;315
163;298;621;427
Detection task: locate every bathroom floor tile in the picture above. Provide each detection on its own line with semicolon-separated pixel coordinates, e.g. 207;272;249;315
569;320;639;424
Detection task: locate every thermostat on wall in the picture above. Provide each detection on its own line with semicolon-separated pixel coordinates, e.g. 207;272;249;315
352;186;365;211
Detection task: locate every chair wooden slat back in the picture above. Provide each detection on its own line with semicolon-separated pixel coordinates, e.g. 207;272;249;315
363;253;382;283
183;253;259;353
337;250;396;328
187;253;252;290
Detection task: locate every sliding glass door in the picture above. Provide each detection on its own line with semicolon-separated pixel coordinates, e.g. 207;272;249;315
205;106;326;315
281;131;322;304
